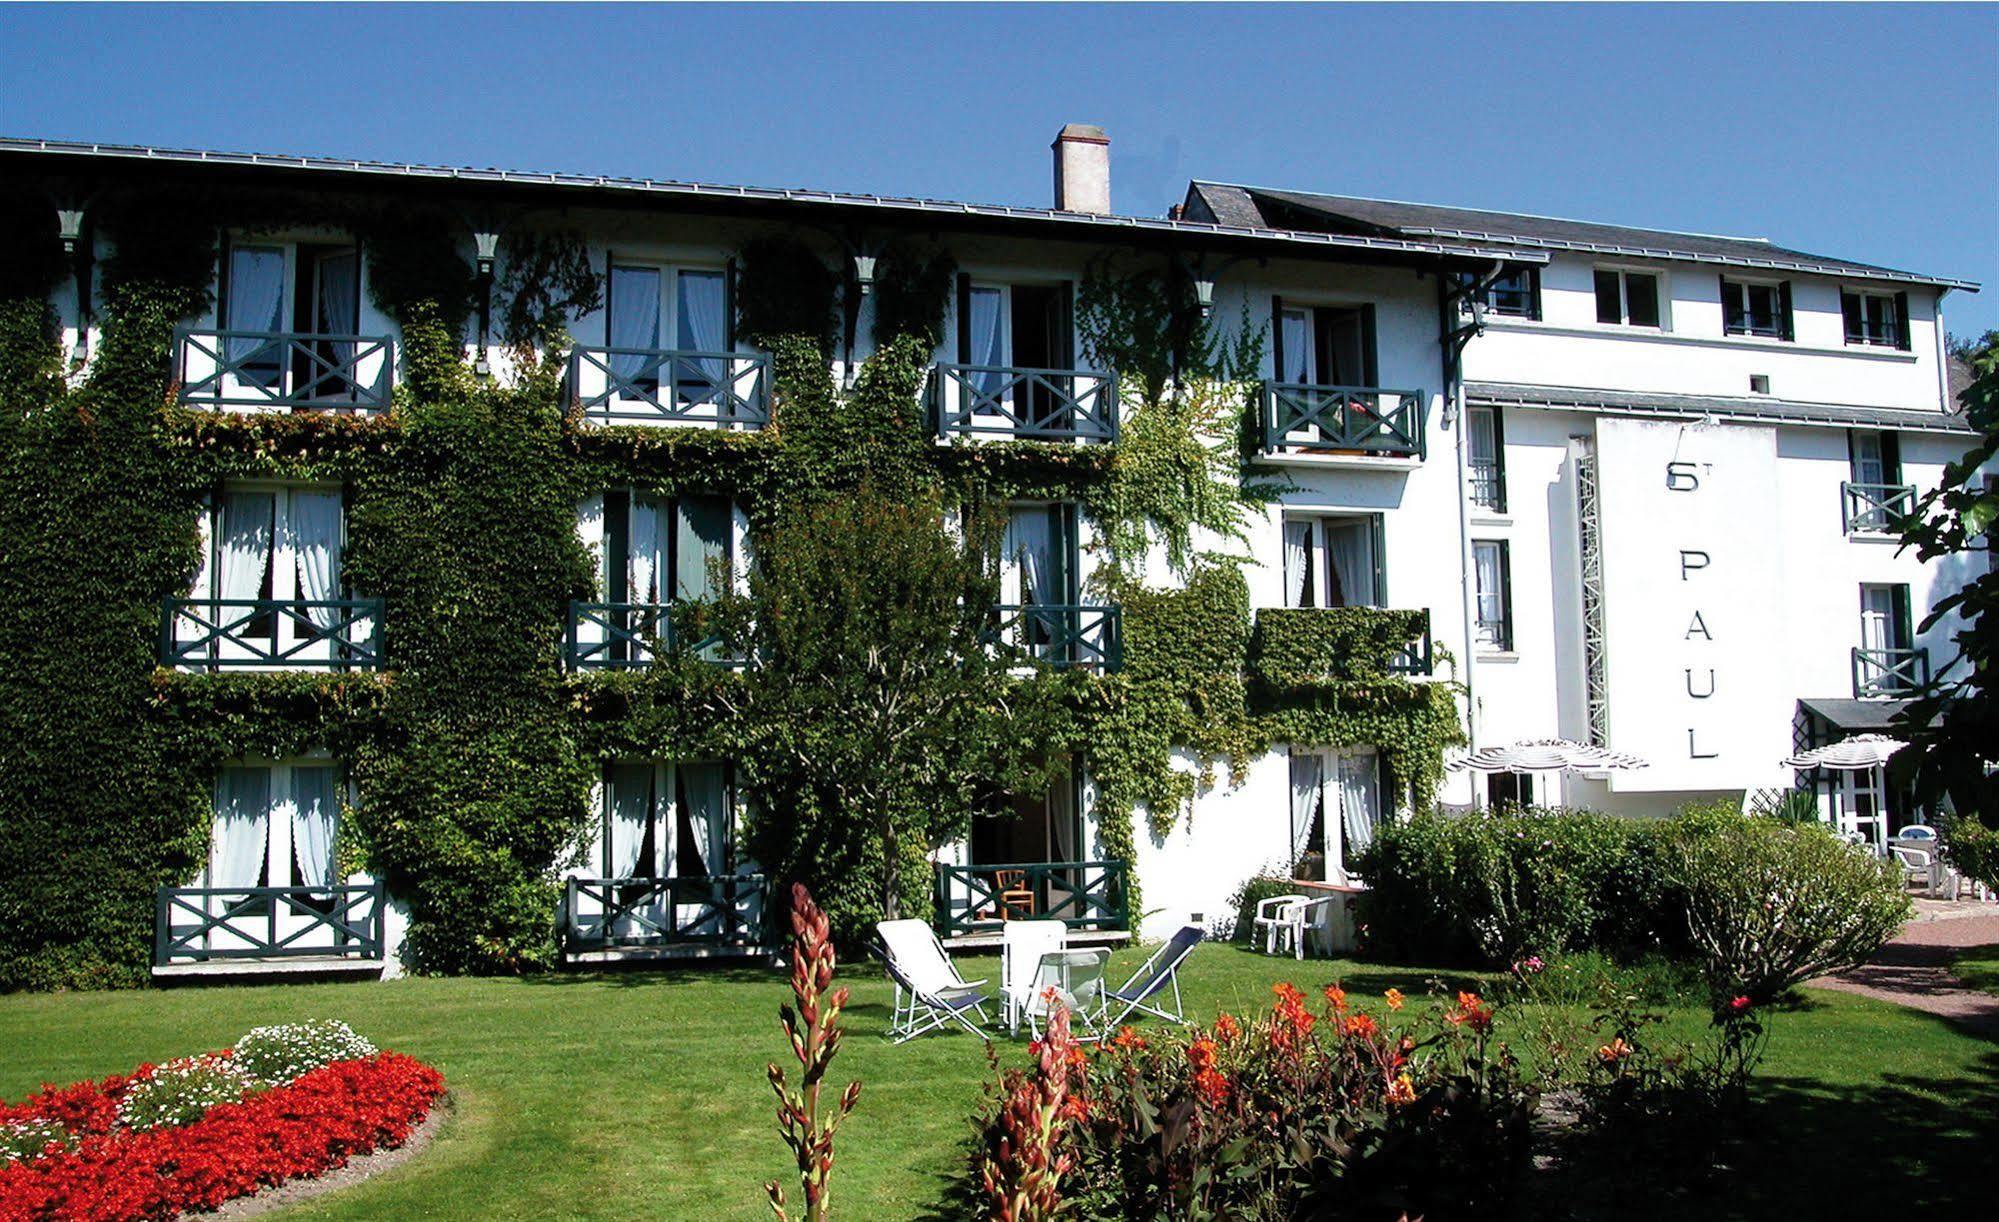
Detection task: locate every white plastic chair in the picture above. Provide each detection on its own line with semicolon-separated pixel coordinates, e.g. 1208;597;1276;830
1001;919;1068;1034
1889;846;1938;895
1024;947;1111;1041
875;918;992;1043
1251;894;1308;955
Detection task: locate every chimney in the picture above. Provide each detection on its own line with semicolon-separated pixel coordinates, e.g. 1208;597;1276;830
1052;124;1110;214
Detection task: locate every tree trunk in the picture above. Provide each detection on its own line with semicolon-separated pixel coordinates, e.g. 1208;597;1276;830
881;819;901;922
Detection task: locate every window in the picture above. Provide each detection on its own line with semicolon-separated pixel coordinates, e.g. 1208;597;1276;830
1842;290;1908;349
1720;278;1792;340
1272;300;1377;387
1593;269;1661;328
587;490;736;606
1858;583;1912;654
1282;515;1385;609
604;264;731;400
202;485;348;656
207;761;342;894
1459;268;1539;319
1486;770;1533;811
220;241;362;397
1000;503;1079;608
599;762;734;880
1288;747;1383;882
1472;540;1512;649
1846;430;1903;533
1466;406;1507;512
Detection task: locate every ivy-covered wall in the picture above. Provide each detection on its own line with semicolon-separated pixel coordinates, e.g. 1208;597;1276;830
0;205;1464;989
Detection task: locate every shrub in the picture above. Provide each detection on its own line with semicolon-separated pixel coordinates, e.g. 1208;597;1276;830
1944;817;1999;891
1224;871;1301;943
1657;814;1910;1002
233;1020;379;1086
112;1054;256;1132
968;984;1535;1219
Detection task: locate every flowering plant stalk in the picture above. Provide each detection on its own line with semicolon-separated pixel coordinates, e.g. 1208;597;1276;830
765;883;860;1222
978;1002;1079;1221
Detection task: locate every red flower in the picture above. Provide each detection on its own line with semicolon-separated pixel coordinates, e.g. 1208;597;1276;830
1728;995;1753;1014
1323;983;1348;1012
1341;1012;1378;1040
1112;1025;1147;1051
1213;1013;1241;1043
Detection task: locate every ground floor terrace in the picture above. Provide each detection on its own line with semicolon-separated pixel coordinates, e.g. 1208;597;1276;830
5;939;1992;1219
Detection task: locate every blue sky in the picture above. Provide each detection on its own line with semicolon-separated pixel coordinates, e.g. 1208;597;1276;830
3;3;1995;332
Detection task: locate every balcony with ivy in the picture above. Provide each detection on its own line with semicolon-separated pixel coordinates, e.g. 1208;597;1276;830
1248;606;1434;691
174;327;395;414
929;364;1118;443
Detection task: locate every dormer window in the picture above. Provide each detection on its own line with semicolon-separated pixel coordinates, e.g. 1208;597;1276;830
1593;269;1661;329
1720;278;1792;340
1842;290;1908;350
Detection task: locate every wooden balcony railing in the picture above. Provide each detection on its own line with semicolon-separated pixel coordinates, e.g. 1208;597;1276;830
930;364;1118;443
564;601;735;671
567;347;770;428
1260;383;1425;459
155;883;385;966
982;604;1122;673
161;597;383;672
562;874;769;951
1841;481;1916;535
933;860;1130;939
1853;646;1929;699
175;328;394;412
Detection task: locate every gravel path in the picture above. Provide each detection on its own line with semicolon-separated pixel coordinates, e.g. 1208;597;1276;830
1811;906;1999;1039
204;1094;450;1218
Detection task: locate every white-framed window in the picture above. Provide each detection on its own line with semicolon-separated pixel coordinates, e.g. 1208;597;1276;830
574;489;742;664
1472;539;1512;649
1720;277;1791;340
205;758;343;893
1288;746;1383;881
1842;289;1906;349
598;761;735;880
1282;514;1384;609
1592;267;1662;329
1466;406;1506;513
1470;267;1539;319
1273;302;1374;386
213;239;367;402
1858;583;1910;655
192;484;352;663
1000;502;1079;608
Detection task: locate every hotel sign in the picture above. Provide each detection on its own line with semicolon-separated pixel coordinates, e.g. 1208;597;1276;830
1593;417;1788;792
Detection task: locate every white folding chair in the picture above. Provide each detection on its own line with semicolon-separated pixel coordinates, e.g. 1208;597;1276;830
1002;919;1068;1035
1024;947;1112;1041
875;918;993;1043
1105;925;1204;1027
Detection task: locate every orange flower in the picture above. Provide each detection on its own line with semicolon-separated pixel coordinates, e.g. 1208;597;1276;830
1597;1037;1634;1065
1323;983;1348;1012
1112;1025;1146;1051
1342;1012;1379;1040
1213;1013;1241;1043
1273;981;1305;1005
1192;1067;1230;1108
1187;1036;1218;1072
1385;1072;1417;1107
1456;990;1483;1011
1059;1094;1089;1122
1384;988;1405;1011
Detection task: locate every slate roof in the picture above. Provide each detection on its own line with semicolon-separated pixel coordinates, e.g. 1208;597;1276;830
1185;183;1979;292
1798;698;1917;733
1465;381;1974;434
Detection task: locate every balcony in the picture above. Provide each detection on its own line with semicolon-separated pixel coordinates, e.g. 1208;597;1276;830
1853;646;1929;699
174;328;394;413
930;364;1118;443
567;347;770;429
562;874;769;960
933;860;1130;942
154;883;385;975
161;598;383;673
1842;481;1916;536
565;601;735;671
983;604;1123;673
1259;383;1426;462
1249;607;1434;688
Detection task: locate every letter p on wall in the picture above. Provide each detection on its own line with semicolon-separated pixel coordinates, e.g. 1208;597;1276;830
1679;550;1710;580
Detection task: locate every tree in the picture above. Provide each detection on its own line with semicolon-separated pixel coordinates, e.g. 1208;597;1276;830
714;484;1058;945
1894;330;1997;871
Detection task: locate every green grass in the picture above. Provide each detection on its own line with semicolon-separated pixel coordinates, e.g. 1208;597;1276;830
0;944;1992;1218
1951;943;1999;994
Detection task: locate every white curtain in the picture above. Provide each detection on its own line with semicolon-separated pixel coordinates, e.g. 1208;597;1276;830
314;251;360;378
606;765;654;878
1004;507;1054;606
1283;521;1311;608
677;271;727;391
1288;752;1323;863
629;496;665;604
290;766;339;889
212;767;272;890
1474;543;1505;642
675;496;728;603
285;491;343;630
219;492;275;603
1327;521;1376;608
678;764;728;877
1049;770;1077;862
1468;408;1498;466
969;286;1004;395
1339;752;1381;863
226;247;285;370
1279;310;1311;383
608;266;662;387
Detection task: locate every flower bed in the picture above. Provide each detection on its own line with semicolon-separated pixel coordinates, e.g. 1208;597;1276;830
0;1023;443;1221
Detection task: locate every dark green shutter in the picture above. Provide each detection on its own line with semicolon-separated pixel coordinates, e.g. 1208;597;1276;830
1270;295;1285;381
1778;281;1795;341
956;274;973;364
1056;280;1075;369
1893;291;1911;350
1527;267;1543;321
1842;291;1862;343
1360;304;1379;387
605;489;630;604
1497;543;1514;651
1369;514;1387;607
1882;431;1902;486
1490;404;1509;514
1893;584;1913;651
723;257;737;350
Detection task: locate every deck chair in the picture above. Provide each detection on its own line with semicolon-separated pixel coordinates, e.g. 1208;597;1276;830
1105;925;1204;1027
1001;919;1068;1034
876;919;993;1043
1024;948;1112;1042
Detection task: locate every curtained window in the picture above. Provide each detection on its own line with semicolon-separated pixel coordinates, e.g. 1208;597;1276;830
676;270;728;401
607;265;663;390
1283;516;1381;609
207;761;340;893
225;246;286;380
601;762;735;879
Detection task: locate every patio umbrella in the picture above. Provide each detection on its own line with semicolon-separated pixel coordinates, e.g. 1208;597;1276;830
1781;734;1906;771
1447;738;1649;773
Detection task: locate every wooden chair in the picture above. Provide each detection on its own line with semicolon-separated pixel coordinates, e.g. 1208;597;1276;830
994;870;1035;921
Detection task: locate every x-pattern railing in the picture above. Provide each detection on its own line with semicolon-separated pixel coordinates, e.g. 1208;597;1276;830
1842;481;1916;535
565;601;735;671
982;604;1122;673
155;883;385;965
1262;383;1425;459
1852;645;1929;698
1387;616;1435;676
162;598;383;672
934;860;1130;939
568;347;771;428
932;363;1118;442
564;875;768;949
175;328;394;412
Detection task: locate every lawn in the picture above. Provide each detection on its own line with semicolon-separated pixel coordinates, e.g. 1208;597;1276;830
1951;943;1999;995
1;944;1992;1219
